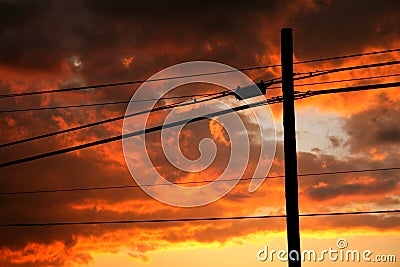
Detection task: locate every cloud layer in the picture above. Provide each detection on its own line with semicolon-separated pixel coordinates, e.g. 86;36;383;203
0;0;399;266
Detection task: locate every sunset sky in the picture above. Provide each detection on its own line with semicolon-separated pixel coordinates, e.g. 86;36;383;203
0;0;399;266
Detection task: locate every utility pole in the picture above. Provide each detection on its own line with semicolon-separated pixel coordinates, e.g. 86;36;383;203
281;28;301;266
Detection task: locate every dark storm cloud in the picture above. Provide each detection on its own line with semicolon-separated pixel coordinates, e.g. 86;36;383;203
0;0;284;78
1;0;398;80
290;0;400;60
0;0;92;72
0;0;295;117
307;177;398;200
1;0;398;103
1;1;399;266
299;151;400;201
343;95;400;153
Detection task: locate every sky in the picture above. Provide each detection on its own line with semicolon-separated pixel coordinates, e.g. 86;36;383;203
0;0;399;266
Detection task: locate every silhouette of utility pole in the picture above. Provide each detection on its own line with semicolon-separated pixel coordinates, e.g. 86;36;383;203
281;28;301;267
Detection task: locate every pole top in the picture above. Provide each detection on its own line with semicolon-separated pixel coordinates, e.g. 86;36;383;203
281;28;293;33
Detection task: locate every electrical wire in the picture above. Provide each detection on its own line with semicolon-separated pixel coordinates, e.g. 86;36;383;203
293;48;400;65
1;166;399;195
0;100;131;113
293;60;400;81
0;60;397;115
0;48;398;99
2;77;398;150
1;81;399;168
1;49;399;230
0;59;398;114
0;92;227;113
0;98;275;168
0;209;398;227
0;79;272;148
2;72;399;113
0;92;231;148
268;73;400;89
298;81;400;97
0;66;280;98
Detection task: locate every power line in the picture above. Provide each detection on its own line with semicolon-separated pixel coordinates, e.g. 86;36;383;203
0;66;280;99
0;209;398;227
268;73;400;89
0;98;276;168
1;81;399;168
0;176;280;195
0;48;398;99
301;209;400;217
0;92;226;114
2;58;398;114
0;79;273;148
300;81;400;97
293;48;400;65
294;60;400;81
2;72;399;114
0;79;272;148
0;100;131;113
0;92;230;149
298;166;400;176
2;78;398;150
1;166;399;195
0;58;397;115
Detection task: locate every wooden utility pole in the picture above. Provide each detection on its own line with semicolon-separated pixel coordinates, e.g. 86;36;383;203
281;28;301;267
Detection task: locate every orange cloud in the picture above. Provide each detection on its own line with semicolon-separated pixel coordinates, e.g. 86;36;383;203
208;119;230;146
121;56;135;68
